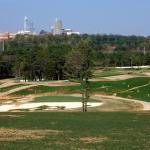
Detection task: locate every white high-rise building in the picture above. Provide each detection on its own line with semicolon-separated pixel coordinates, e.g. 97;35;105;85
18;16;35;35
52;18;63;35
51;18;80;35
24;16;29;32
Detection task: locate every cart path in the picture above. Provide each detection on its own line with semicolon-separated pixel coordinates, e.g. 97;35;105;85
118;83;150;94
0;85;37;98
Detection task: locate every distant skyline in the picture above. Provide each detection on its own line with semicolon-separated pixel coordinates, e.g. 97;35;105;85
0;0;150;36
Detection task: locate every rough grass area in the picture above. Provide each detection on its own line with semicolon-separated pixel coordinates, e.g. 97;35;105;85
0;112;149;150
118;84;150;102
122;67;150;73
33;95;98;102
93;67;150;79
93;68;123;78
0;84;27;92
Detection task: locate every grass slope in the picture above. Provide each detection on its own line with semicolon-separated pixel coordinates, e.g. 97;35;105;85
34;95;98;102
0;112;149;150
93;68;123;78
118;84;150;102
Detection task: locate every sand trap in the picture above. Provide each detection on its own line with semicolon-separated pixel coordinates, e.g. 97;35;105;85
0;102;103;112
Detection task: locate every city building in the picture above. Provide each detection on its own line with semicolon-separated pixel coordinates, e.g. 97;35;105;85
52;18;63;35
0;32;16;40
51;18;80;35
18;16;36;35
63;29;80;35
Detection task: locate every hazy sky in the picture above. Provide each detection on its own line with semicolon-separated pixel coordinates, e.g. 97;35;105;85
0;0;150;35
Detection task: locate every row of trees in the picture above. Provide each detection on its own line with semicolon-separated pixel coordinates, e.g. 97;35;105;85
0;34;150;80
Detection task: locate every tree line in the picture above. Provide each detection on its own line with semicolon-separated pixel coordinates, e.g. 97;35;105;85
0;34;150;80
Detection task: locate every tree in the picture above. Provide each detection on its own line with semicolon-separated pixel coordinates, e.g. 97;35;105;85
65;40;95;112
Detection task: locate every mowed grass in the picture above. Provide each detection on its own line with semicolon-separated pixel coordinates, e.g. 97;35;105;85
0;84;27;93
0;112;150;150
10;77;150;102
91;77;150;94
33;95;98;102
118;84;150;102
10;85;80;96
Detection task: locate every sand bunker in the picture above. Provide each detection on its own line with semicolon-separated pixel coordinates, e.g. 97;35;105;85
0;102;103;112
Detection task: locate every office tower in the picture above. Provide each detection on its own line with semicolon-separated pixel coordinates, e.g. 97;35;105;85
53;18;63;35
24;16;34;33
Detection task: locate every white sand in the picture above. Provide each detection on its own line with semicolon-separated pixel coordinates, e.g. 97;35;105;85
0;102;103;112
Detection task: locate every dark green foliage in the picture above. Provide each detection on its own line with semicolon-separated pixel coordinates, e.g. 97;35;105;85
1;34;150;79
65;40;95;112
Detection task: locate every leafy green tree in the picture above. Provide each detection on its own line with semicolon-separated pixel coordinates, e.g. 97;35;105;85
65;40;95;112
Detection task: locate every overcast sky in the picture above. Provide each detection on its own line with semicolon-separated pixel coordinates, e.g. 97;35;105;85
0;0;150;35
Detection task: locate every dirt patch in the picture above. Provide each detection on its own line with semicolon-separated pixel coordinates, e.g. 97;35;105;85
80;136;109;144
0;114;24;118
97;86;111;89
103;74;141;81
0;96;13;100
136;112;150;116
0;128;64;141
127;101;143;111
94;94;150;111
143;72;150;76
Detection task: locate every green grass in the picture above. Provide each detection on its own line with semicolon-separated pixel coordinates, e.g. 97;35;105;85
91;77;150;94
118;84;150;102
10;85;80;96
122;67;150;73
11;77;150;101
93;67;150;78
33;95;98;102
93;67;150;80
93;68;123;78
0;84;27;93
0;112;150;150
10;77;150;102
